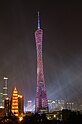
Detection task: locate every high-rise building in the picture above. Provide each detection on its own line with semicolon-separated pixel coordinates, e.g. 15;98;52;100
0;93;4;108
26;100;32;112
4;97;11;116
11;87;19;116
18;95;24;115
35;12;48;113
3;77;8;106
48;100;53;113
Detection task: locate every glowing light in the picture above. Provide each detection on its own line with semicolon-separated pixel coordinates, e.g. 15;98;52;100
18;95;23;98
5;97;9;100
54;114;56;118
19;116;23;122
3;77;8;80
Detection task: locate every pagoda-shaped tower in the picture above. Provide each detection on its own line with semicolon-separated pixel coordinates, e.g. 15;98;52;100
11;87;19;116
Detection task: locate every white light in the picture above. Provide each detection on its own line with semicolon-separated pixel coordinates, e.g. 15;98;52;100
52;101;55;103
28;100;32;102
0;106;4;108
3;87;7;89
54;115;56;118
3;93;7;95
4;77;8;80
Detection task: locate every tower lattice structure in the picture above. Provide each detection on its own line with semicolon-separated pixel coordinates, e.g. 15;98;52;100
35;12;48;113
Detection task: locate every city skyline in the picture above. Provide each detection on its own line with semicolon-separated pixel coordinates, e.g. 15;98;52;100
0;1;82;107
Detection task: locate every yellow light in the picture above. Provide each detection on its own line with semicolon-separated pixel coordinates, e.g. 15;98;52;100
14;110;18;112
12;110;14;113
15;114;18;116
19;116;23;122
54;115;56;118
5;97;9;100
12;103;18;105
18;95;23;98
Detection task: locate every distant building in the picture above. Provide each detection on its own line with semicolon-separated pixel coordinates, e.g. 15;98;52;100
26;100;32;112
48;100;65;112
3;77;8;107
66;102;75;111
4;97;11;116
0;93;4;108
55;100;65;111
18;95;24;115
48;100;55;112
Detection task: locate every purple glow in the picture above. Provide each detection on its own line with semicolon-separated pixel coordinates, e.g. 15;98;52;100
35;13;48;113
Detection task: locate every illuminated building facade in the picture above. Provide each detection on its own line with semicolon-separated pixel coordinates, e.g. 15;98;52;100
3;77;8;106
18;95;24;115
35;12;48;113
11;87;19;116
55;100;65;111
48;100;65;112
27;100;32;112
66;102;75;110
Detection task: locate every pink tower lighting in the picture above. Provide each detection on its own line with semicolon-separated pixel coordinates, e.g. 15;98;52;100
35;12;48;113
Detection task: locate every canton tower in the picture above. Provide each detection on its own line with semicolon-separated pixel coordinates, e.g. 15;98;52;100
35;12;48;113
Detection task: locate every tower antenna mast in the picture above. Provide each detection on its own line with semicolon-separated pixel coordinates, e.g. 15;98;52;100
38;11;40;29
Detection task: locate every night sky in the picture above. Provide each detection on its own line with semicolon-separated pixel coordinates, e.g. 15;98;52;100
0;1;82;106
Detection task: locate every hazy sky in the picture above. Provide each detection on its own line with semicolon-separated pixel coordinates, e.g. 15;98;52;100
0;1;82;106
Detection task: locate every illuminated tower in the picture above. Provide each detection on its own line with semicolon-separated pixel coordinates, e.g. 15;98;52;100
35;12;48;113
11;87;19;116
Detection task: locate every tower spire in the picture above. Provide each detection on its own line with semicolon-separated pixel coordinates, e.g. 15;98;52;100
38;11;40;29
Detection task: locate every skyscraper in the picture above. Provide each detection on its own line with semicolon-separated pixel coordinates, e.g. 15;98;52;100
18;95;24;115
3;77;8;107
35;12;48;113
4;97;11;117
27;100;32;112
0;93;3;108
